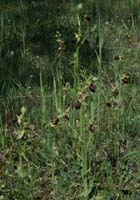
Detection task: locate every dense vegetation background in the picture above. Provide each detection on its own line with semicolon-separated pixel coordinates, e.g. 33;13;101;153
0;0;140;199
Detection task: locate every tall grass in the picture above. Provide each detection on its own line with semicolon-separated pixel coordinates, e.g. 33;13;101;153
0;1;140;200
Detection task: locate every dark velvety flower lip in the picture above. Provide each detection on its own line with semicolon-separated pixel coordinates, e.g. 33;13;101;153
71;37;78;44
52;117;59;125
122;77;129;84
85;15;91;22
89;83;96;93
75;100;81;110
106;102;112;107
122;73;130;84
22;133;28;140
114;55;121;60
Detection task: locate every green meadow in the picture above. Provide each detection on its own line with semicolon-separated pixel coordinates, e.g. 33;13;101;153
0;1;140;199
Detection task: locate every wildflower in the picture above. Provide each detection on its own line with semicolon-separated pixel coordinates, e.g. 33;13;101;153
89;123;96;133
75;100;81;110
78;90;87;101
52;117;59;126
89;82;96;93
127;33;131;39
107;74;114;83
13;157;19;170
71;37;78;44
106;102;112;107
122;77;129;84
64;114;69;121
122;73;130;84
85;15;91;22
127;34;132;45
11;115;18;124
112;86;119;96
72;33;80;44
114;55;121;61
22;133;28;141
63;82;71;94
58;40;65;51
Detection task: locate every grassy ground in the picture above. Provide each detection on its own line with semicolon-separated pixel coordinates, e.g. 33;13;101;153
0;1;140;199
